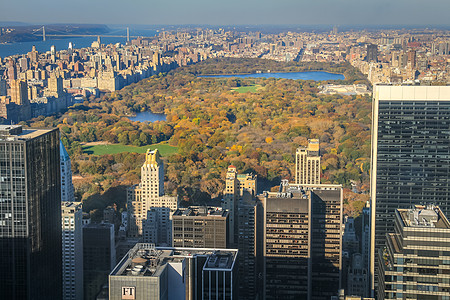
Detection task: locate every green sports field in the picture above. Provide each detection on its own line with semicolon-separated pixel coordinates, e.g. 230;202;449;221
82;143;178;156
231;85;261;93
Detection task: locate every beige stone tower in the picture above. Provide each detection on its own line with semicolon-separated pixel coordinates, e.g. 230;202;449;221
127;149;177;245
295;139;321;185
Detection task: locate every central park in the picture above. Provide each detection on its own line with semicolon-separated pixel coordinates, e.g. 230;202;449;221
24;57;371;220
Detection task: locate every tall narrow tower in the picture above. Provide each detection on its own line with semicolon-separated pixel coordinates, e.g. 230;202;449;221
295;139;321;185
126;27;130;43
127;149;177;245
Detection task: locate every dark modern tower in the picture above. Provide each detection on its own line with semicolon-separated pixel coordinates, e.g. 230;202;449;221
366;44;378;62
370;85;450;295
261;181;342;300
0;125;62;299
83;223;116;300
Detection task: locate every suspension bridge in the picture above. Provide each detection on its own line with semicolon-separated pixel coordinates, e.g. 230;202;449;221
31;26;148;42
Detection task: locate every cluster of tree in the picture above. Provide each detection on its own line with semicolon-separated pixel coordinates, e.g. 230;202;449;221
25;58;371;216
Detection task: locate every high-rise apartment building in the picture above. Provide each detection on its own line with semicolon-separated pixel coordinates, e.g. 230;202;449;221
127;149;177;245
370;85;450;293
62;201;83;300
261;181;342;300
0;125;62;299
172;206;229;248
109;244;238;300
223;165;257;246
295;139;321;185
10;79;29;105
378;205;450;299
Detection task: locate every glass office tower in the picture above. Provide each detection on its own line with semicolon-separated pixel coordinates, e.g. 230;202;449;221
370;85;450;294
0;125;61;299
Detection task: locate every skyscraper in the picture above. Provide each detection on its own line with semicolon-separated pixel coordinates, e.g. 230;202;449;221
60;141;75;202
127;149;177;245
261;181;342;300
62;202;83;300
295;139;321;185
222;165;257;246
378;205;450;299
366;44;378;62
370;85;450;294
83;223;116;300
10;79;29;105
0;125;62;299
238;193;263;300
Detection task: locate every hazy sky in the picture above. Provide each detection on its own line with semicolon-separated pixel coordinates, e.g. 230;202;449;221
1;0;449;26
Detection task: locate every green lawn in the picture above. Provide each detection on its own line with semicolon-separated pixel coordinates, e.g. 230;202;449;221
82;143;178;156
231;85;261;93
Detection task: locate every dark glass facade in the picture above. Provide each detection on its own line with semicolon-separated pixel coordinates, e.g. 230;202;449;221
373;100;450;261
0;127;61;299
262;183;342;300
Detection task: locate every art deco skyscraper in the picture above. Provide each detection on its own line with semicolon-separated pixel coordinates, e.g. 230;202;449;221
370;85;450;294
0;125;62;299
127;149;177;245
295;139;321;185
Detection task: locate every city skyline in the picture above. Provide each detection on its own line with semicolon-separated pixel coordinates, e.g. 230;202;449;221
1;0;450;26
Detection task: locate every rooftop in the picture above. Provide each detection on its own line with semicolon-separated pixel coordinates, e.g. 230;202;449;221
110;244;238;278
374;85;450;101
62;201;82;213
0;125;56;141
398;205;450;229
173;206;228;217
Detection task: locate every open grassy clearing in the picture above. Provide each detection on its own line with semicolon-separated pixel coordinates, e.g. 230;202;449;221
231;85;261;93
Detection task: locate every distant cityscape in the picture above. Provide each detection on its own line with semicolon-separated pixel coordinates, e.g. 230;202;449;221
0;23;449;300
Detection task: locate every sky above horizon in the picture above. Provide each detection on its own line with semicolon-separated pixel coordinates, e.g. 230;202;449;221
1;0;449;26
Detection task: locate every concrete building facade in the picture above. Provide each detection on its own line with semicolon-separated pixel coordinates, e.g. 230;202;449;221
172;206;229;248
295;139;321;185
109;244;238;300
61;202;83;300
127;149;177;246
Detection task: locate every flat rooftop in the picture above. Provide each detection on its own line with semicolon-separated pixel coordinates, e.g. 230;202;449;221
62;201;82;213
398;205;450;229
110;244;238;278
374;85;450;101
0;125;56;141
173;206;228;217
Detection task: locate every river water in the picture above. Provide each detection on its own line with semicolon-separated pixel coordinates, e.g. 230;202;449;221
0;28;158;58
